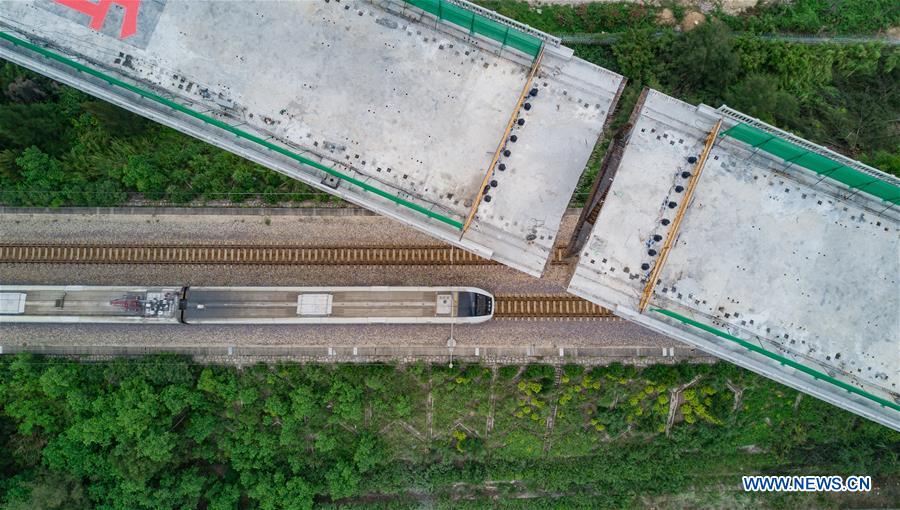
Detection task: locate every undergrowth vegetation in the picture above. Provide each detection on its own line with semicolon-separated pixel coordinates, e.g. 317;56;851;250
1;357;898;509
474;0;899;35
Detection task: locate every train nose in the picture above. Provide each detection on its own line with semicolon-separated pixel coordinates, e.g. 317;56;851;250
456;290;494;319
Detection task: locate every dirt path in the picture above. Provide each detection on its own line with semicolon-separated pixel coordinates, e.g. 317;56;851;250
486;366;498;437
542;366;564;454
726;380;744;411
426;375;435;440
665;374;703;436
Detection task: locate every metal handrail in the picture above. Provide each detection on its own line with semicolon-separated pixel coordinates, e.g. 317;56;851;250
445;0;561;47
718;106;898;185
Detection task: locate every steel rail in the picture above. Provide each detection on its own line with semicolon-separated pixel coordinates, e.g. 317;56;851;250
493;294;615;319
0;243;571;266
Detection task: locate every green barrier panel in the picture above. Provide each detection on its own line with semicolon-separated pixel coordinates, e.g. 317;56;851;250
403;0;543;58
0;31;464;229
721;123;900;204
505;29;541;55
722;123;770;146
472;15;507;43
653;308;900;412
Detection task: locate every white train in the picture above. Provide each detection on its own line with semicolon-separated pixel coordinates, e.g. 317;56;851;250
0;285;494;325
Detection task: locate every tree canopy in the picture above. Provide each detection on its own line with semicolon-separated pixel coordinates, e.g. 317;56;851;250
1;356;897;508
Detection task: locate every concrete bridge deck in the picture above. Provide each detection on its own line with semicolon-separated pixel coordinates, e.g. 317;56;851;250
0;0;624;276
567;89;900;430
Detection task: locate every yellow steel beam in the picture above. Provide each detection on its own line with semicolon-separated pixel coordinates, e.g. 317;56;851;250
638;119;722;312
460;46;545;237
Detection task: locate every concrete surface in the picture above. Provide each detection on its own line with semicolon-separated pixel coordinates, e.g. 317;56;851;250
568;89;900;430
0;340;705;367
0;0;624;276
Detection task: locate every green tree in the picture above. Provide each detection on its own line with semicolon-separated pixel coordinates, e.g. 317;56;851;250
353;433;386;473
612;29;664;88
326;379;364;425
0;103;71;154
667;22;740;100
3;470;88;510
724;73;799;128
81;100;149;136
324;460;361;500
863;150;900;176
810;63;900;157
120;154;168;200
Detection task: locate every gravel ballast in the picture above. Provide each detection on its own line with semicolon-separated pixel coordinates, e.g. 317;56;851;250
0;209;677;356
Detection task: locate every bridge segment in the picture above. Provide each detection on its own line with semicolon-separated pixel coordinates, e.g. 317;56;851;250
567;89;900;430
0;0;624;276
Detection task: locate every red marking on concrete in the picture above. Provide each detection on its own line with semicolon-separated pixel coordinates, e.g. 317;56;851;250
54;0;142;40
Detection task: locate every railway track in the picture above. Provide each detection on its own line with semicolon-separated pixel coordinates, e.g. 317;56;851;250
0;244;615;319
493;295;615;320
0;243;570;266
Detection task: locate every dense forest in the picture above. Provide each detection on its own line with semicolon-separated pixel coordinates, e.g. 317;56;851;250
1;356;898;509
1;0;897;207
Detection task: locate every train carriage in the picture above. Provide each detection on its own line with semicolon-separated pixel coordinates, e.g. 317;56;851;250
181;286;493;324
0;285;183;324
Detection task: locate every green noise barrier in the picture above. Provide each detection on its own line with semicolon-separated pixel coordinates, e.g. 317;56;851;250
403;0;542;58
721;123;900;205
0;31;464;229
653;308;900;412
